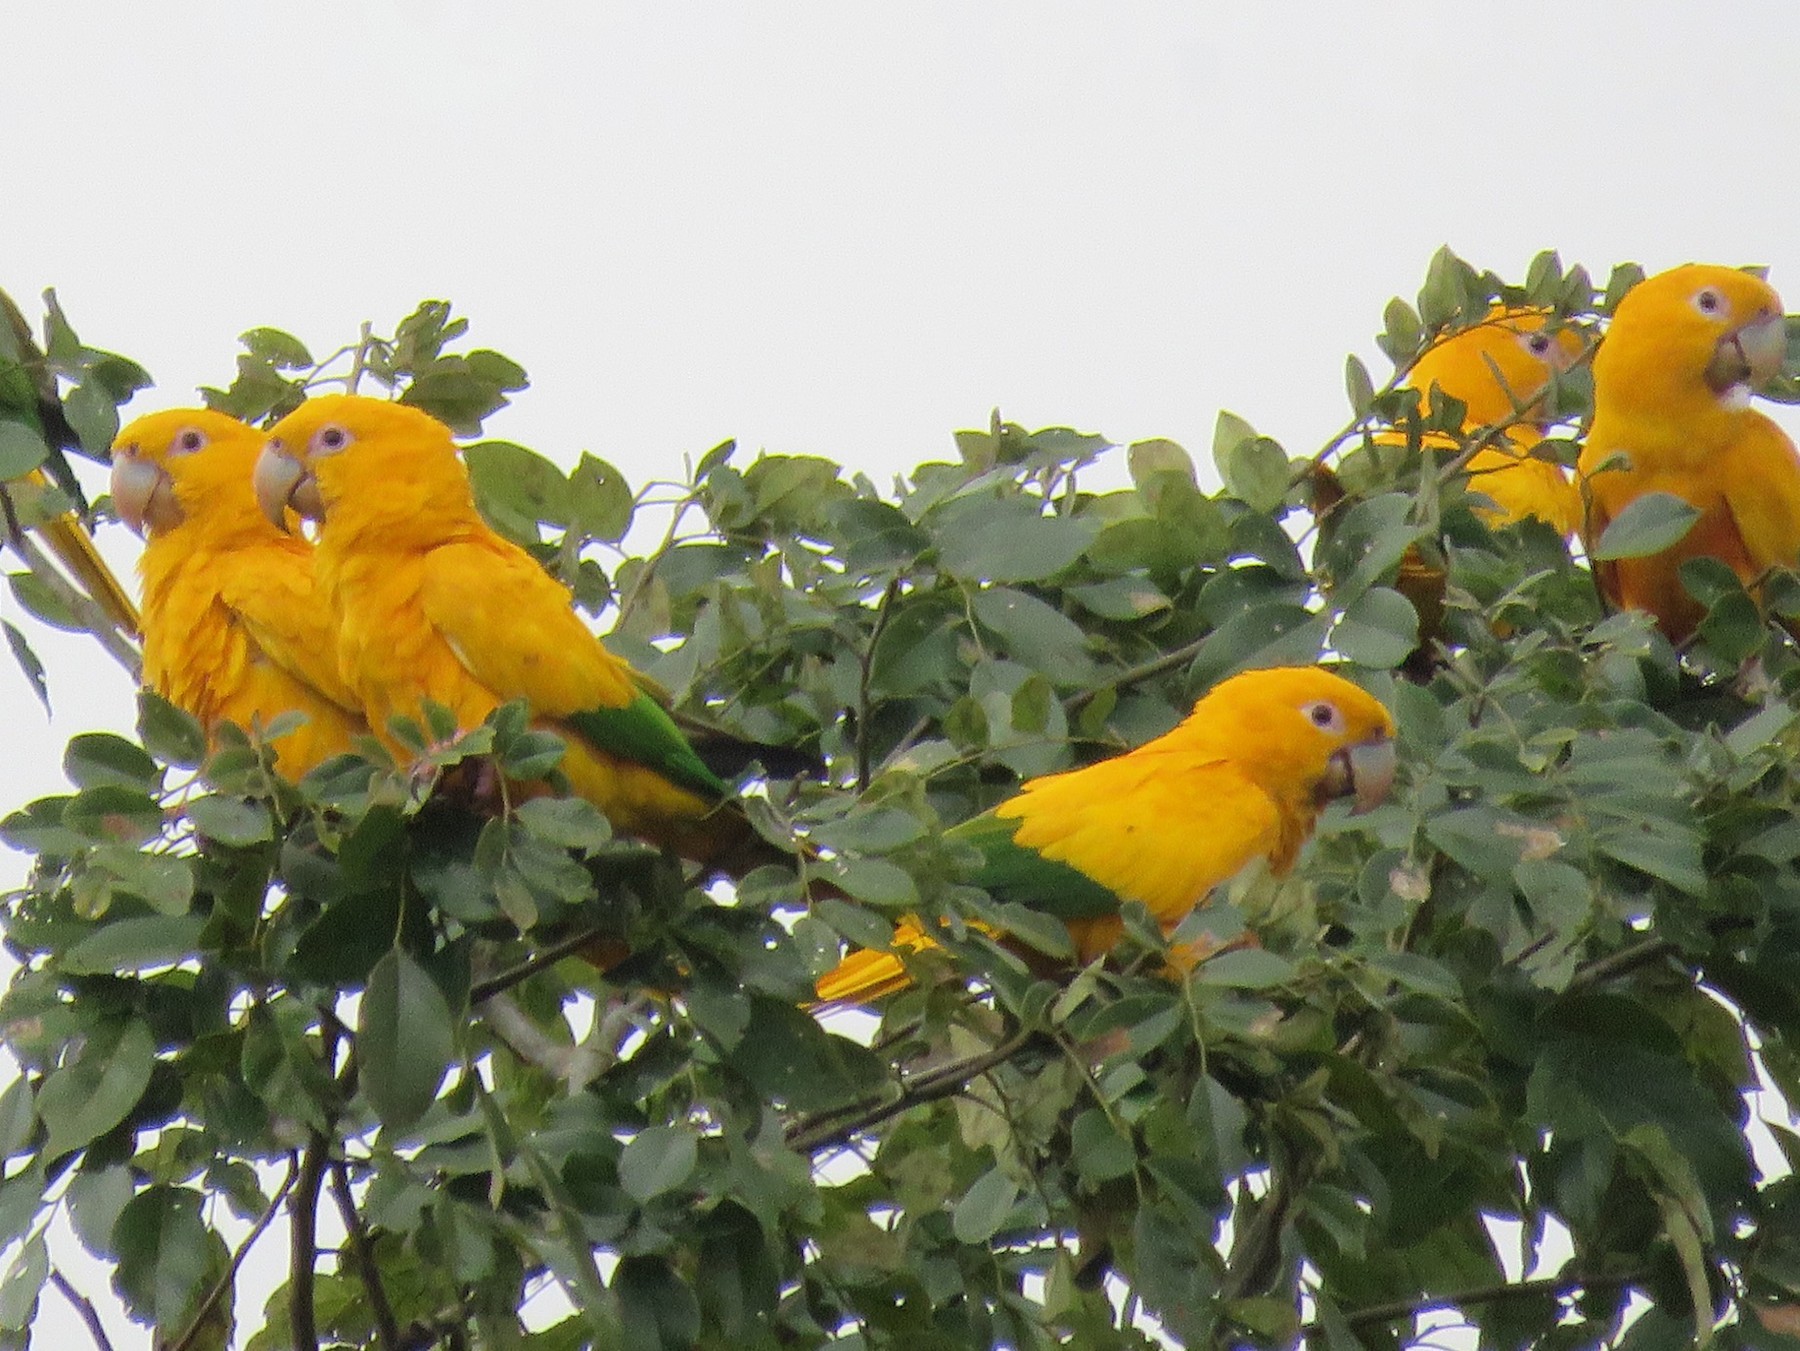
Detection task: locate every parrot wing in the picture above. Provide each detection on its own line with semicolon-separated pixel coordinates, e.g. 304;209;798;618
947;812;1123;920
418;538;728;803
997;750;1284;925
1720;417;1800;575
215;547;361;713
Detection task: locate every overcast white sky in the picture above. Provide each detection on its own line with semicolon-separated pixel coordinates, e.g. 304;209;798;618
8;3;1800;1342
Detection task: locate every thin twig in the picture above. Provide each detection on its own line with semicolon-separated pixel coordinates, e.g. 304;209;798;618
856;579;903;792
1565;936;1680;996
290;1135;329;1351
1064;635;1208;716
328;1160;403;1351
469;924;621;1003
168;1159;298;1351
785;1027;1039;1154
48;1268;115;1351
1312;1269;1639;1339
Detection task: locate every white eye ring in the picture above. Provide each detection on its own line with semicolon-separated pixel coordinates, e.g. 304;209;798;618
1302;700;1345;735
311;425;353;457
169;427;208;456
1693;288;1726;319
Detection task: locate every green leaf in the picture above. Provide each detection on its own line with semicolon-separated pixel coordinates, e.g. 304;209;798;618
1221;435;1289;514
1331;587;1419;669
516;796;612;852
933;496;1099;584
618;1126;699;1203
61;915;207;975
0;422;48;479
1071;1109;1136;1183
2;621;48;715
0;1236;45;1334
136;692;206;768
614;1255;701;1351
1194;948;1296;989
831;857;919;909
952;1166;1019;1243
1344;354;1376;417
111;1185;214;1330
358;949;456;1129
239;326;313;369
187;795;273;847
1591;491;1701;561
7;569;79;631
569;453;633;542
62;785;164;845
63;732;160;792
465;440;570;540
38;1018;156;1157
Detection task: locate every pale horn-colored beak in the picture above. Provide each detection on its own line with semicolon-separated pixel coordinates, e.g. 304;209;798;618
1705;310;1788;394
1318;735;1398;815
253;442;317;530
109;454;179;535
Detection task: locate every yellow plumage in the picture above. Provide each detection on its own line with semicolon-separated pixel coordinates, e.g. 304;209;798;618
255;395;771;868
1385;305;1584;536
1578;264;1800;644
814;666;1397;1004
111;409;365;779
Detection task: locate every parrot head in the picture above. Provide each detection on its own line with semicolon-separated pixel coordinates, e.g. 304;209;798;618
110;408;266;538
1597;264;1787;413
1408;306;1584;434
1192;666;1397;816
255;394;460;530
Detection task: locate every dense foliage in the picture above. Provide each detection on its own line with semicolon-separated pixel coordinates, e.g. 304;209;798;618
5;251;1800;1349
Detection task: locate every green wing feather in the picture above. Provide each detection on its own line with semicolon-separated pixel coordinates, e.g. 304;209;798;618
948;812;1123;921
564;690;733;804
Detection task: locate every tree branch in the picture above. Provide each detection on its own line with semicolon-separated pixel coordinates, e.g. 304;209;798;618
785;1027;1039;1154
290;1135;329;1351
1064;635;1208;716
48;1268;115;1351
1565;936;1680;995
328;1160;402;1351
168;1159;297;1351
469;924;621;1003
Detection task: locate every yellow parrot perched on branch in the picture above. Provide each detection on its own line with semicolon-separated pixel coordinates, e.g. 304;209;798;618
1388;305;1585;536
253;393;789;873
110;409;366;778
814;665;1396;1005
1578;263;1800;644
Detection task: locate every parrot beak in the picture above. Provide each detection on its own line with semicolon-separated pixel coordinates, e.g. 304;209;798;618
253;442;322;529
110;453;180;535
1318;735;1398;815
1705;310;1788;395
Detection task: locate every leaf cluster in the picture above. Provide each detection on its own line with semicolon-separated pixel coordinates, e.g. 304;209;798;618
8;251;1800;1348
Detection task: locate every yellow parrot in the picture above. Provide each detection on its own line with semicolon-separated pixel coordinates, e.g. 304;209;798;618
1578;263;1798;644
814;665;1397;1005
252;394;783;872
1387;305;1585;536
110;409;366;778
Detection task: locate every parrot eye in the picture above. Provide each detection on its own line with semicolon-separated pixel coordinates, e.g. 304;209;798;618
311;425;353;457
1693;288;1726;318
1302;700;1346;734
169;428;207;457
1521;332;1553;359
